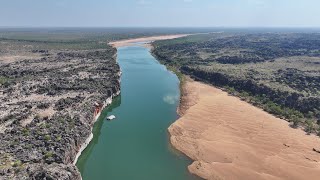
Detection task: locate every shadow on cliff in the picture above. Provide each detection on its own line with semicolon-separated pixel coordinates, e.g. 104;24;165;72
76;96;121;171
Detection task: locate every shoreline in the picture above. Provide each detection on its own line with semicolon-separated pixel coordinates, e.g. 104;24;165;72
77;40;198;179
73;89;121;165
169;78;320;180
176;76;197;117
74;70;122;166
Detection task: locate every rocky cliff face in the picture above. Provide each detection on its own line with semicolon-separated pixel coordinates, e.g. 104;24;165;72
0;48;121;179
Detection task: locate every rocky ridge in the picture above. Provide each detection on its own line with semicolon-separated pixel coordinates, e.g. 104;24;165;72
0;47;121;179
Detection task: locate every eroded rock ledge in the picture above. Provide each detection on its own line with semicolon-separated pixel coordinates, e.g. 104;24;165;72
0;48;121;179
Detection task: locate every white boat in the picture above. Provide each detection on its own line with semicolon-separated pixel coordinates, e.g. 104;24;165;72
106;115;116;120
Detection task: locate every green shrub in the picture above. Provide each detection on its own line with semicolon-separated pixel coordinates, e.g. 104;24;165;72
240;91;250;97
291;115;301;128
58;117;64;123
44;135;51;141
306;111;314;119
225;86;236;94
26;144;32;150
44;151;53;159
45;123;51;128
266;101;283;115
22;128;30;136
305;120;315;134
12;160;22;167
0;76;10;86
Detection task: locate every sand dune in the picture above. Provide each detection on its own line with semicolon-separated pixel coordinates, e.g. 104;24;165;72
169;79;320;180
109;34;189;48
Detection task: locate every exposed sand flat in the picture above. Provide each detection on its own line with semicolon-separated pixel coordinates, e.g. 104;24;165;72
169;79;320;180
109;34;189;48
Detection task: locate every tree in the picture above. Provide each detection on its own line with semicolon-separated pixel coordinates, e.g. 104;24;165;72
305;120;314;134
291;115;300;128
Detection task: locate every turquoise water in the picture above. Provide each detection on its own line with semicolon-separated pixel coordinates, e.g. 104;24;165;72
76;45;198;180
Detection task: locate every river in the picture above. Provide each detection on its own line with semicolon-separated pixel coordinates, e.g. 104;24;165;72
76;45;199;179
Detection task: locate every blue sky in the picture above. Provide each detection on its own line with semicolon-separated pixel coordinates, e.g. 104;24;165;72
0;0;319;27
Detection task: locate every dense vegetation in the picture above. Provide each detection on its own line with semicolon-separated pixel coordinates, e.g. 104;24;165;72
152;33;320;135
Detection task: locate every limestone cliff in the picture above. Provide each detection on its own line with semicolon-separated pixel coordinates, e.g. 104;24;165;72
0;48;121;179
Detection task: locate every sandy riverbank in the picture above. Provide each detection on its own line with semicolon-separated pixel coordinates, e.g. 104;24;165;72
109;34;189;48
169;78;320;180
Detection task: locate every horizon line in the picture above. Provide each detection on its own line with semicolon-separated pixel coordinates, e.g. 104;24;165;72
1;26;320;29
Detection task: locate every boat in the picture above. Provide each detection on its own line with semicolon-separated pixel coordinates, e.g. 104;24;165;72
106;115;116;120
